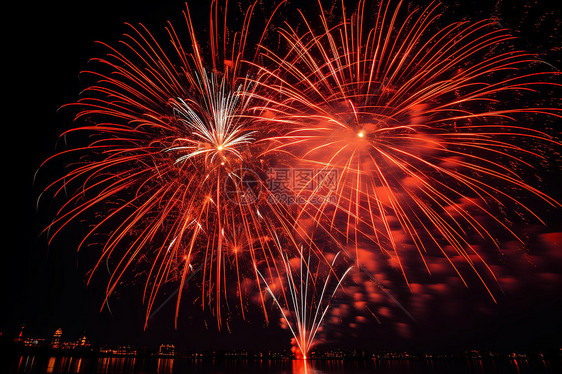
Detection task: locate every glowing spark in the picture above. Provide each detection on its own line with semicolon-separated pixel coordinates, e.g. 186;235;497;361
256;249;352;360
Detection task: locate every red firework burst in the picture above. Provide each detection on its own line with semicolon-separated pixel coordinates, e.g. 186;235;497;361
253;0;561;299
41;0;294;329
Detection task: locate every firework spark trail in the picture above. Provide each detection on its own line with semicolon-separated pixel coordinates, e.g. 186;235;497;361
39;0;299;329
252;0;561;298
256;248;352;360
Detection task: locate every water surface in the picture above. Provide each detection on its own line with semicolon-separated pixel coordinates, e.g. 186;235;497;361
7;355;560;374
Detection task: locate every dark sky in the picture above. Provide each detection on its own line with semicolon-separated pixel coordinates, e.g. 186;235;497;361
3;0;561;354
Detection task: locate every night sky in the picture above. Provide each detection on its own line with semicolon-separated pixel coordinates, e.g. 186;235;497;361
3;0;561;354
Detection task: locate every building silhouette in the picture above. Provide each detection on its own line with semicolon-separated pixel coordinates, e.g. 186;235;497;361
51;328;62;349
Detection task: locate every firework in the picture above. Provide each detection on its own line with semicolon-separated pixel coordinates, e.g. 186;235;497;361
40;0;294;328
253;0;561;298
256;248;352;359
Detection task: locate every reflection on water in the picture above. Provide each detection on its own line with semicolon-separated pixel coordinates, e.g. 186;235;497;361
46;357;56;373
156;358;173;374
18;356;84;374
16;356;36;373
6;355;560;374
292;360;321;374
97;357;136;374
